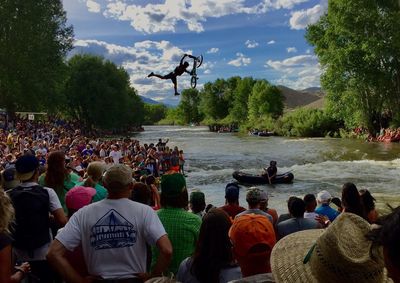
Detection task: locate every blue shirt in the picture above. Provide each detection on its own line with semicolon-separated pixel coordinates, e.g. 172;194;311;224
315;204;340;222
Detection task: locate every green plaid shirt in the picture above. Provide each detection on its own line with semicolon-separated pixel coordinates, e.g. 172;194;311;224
152;207;201;275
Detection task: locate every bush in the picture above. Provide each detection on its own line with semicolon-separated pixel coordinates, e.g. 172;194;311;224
277;108;340;137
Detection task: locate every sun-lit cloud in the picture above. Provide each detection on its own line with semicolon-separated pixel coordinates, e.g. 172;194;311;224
228;53;251;67
265;54;321;89
287;47;297;53
245;40;259;48
267;40;276;45
82;0;313;34
86;0;101;13
207;47;219;54
289;0;328;30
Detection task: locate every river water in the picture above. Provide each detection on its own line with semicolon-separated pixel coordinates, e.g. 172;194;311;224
134;126;400;213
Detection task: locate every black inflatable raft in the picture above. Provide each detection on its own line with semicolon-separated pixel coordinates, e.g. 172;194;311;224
232;171;294;184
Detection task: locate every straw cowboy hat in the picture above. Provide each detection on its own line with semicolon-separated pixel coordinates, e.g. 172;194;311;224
271;213;391;283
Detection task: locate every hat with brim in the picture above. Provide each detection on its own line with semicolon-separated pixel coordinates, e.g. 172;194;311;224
271;213;389;283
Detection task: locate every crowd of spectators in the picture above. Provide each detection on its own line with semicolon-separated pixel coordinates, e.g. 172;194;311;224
0;118;399;283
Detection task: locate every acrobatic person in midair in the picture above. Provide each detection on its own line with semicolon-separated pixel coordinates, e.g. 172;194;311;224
147;54;196;96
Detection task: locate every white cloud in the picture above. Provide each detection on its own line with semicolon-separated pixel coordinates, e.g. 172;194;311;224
70;39;210;103
287;47;297;53
245;40;259;48
207;47;219;54
228;53;251;67
97;0;313;34
267;40;276;45
289;0;328;30
265;54;321;89
86;0;101;13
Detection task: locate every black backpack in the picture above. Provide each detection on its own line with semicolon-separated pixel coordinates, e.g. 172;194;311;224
8;185;51;251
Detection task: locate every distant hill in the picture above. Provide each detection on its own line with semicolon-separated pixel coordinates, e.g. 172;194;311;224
278;85;324;109
139;95;160;105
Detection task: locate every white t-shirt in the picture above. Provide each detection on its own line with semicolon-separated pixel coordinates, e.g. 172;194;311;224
109;150;123;164
13;182;62;261
56;198;166;279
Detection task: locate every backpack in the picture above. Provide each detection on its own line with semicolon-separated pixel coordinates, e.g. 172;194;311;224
8;185;51;251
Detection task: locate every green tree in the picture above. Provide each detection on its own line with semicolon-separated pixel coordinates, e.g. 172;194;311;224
178;88;203;124
248;80;283;122
0;0;73;113
64;54;144;131
229;77;255;124
306;0;400;133
143;104;168;125
199;79;230;122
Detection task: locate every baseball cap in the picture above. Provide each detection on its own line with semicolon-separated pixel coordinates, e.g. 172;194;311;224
225;182;240;199
229;214;276;257
103;164;133;187
65;186;96;210
317;190;332;203
161;173;186;198
15;155;39;181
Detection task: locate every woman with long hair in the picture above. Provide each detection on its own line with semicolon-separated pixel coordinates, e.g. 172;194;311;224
341;182;367;220
39;151;79;213
359;189;378;223
0;190;30;283
74;161;107;202
177;209;241;283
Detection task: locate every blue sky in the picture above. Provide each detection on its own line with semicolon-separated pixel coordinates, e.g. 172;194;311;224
63;0;327;105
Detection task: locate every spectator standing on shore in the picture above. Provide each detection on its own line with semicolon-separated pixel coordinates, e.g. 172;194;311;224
359;188;378;223
177;208;242;283
276;197;322;240
189;190;206;218
236;187;273;223
315;190;339;222
303;193;319;220
220;183;246;219
39;151;79;214
9;155;67;283
0;189;31;283
152;173;201;275
48;164;173;282
229;214;276;278
368;206;400;283
259;191;278;226
74;161;107;202
271;213;388;283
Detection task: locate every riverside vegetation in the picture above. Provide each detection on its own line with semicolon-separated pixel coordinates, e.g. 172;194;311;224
1;0;399;138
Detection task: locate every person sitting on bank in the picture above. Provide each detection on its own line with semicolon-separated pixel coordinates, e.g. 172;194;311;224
315;190;340;222
262;161;277;184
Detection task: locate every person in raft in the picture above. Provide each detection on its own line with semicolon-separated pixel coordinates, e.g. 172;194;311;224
147;54;196;96
262;160;277;184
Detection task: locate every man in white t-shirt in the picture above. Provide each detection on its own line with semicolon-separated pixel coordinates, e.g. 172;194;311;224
47;164;173;282
109;145;123;164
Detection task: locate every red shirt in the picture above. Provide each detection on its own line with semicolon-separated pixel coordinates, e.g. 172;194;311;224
220;204;246;219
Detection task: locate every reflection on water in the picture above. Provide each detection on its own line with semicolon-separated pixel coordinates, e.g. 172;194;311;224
137;126;400;213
